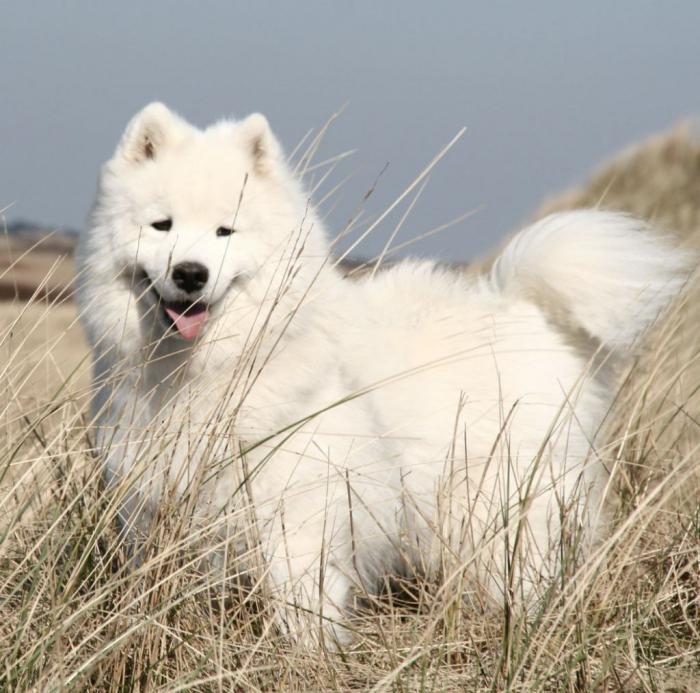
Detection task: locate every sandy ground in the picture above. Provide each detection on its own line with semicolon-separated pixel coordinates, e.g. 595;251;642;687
0;300;91;495
0;300;90;397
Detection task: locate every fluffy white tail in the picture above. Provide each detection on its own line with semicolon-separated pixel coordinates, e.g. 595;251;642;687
491;210;694;348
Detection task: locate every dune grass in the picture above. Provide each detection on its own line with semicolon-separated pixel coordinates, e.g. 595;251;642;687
2;125;700;691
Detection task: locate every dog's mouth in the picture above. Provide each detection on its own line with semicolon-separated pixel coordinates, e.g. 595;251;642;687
162;300;209;340
148;286;210;340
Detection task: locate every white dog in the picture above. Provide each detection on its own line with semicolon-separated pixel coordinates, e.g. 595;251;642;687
75;103;691;645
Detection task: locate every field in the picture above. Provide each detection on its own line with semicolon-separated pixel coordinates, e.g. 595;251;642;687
1;127;700;691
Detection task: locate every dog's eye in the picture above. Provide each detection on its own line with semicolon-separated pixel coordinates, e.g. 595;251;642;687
151;219;172;231
216;226;235;237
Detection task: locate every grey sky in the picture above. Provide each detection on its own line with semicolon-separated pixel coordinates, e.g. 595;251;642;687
2;2;699;261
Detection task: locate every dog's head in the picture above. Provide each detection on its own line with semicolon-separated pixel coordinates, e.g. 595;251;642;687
91;103;325;341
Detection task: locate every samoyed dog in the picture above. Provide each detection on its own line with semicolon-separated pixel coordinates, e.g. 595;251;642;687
76;103;691;645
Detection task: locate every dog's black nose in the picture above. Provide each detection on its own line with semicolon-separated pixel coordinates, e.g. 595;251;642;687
171;262;209;294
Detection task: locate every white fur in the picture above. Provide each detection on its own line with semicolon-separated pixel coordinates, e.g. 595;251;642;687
491;210;691;348
75;103;692;645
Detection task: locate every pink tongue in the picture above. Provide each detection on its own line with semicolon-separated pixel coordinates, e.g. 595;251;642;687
165;306;209;340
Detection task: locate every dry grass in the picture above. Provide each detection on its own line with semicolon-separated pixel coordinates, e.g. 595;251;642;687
538;124;700;503
2;126;700;691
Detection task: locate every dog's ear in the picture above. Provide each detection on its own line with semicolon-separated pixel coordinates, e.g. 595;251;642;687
115;102;192;164
237;113;284;176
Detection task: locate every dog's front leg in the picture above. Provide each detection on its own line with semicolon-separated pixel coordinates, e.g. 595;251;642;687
256;502;357;649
